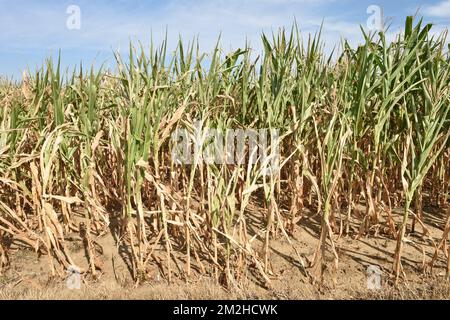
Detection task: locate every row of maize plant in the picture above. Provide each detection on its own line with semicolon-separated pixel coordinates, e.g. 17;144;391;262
0;17;449;286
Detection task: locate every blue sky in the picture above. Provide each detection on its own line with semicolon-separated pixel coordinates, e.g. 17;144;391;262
0;0;449;78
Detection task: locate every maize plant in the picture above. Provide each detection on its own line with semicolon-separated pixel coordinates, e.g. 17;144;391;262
0;17;449;287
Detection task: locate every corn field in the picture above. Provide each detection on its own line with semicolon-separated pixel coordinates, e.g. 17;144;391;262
0;17;449;287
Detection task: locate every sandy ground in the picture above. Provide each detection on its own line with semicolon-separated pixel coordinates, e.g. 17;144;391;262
0;206;449;300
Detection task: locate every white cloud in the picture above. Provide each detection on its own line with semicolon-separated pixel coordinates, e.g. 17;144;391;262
0;0;372;75
0;0;352;54
7;0;447;77
424;0;450;18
